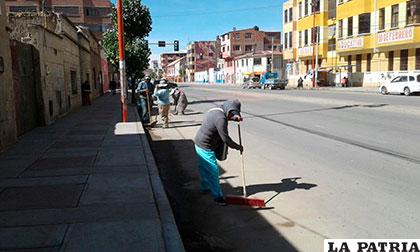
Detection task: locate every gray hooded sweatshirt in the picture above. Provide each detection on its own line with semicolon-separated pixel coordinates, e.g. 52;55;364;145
194;100;242;152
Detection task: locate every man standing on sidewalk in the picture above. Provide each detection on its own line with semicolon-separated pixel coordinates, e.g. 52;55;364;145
136;76;154;123
153;80;171;128
194;100;244;205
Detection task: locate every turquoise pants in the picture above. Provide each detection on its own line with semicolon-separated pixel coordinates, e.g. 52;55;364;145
195;145;223;199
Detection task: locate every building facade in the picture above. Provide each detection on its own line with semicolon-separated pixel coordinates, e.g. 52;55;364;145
8;12;103;125
166;56;186;82
186;41;218;82
234;51;284;84
160;52;187;72
217;27;281;84
5;0;113;39
283;0;420;88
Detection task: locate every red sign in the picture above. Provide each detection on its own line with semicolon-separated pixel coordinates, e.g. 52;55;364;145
378;27;414;44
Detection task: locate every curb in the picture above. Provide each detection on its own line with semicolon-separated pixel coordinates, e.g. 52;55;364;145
131;106;185;252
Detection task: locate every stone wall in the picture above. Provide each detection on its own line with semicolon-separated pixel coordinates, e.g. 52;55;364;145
0;1;17;151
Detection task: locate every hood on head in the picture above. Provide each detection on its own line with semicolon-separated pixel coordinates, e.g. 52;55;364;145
221;99;241;117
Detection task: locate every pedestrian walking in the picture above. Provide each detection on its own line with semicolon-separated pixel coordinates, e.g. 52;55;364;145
170;87;188;115
110;79;117;95
82;80;92;106
153;80;171;128
194;99;244;206
297;76;304;89
136;76;154;123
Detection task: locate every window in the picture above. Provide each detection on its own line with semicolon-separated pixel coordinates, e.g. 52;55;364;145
289;8;293;21
299;31;302;47
246;59;248;67
234;45;240;51
356;54;362;72
313;0;320;12
299;2;302;18
391;4;399;28
328;25;336;37
71;71;77;94
312;27;319;43
254;58;262;65
241;59;244;67
284;33;288;48
409;76;415;81
388;51;394;71
285;9;288;23
222;47;225;52
245;45;253;52
328;39;336;51
53;6;80;17
85;7;111;17
245;33;252;39
328;0;337;19
348;17;353;36
236;33;240;40
9;6;37;12
417;74;420;82
304;30;308;45
359;13;370;34
338;20;343;38
379;8;385;30
305;0;308;15
407;0;420;25
289;32;293;48
400;49;408;71
416;48;420;70
367;53;372;72
347;56;352;72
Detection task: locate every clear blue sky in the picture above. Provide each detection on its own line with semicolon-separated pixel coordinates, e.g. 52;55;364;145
112;0;284;62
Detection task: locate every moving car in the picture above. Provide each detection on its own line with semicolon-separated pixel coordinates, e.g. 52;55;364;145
379;74;420;96
259;72;288;90
242;76;260;89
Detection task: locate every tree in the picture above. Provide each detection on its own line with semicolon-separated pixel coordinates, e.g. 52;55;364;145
179;67;186;82
102;0;152;85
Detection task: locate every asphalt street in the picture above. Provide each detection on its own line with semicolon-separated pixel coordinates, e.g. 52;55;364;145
149;85;420;252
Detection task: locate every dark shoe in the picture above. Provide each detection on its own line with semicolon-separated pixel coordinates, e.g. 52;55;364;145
214;197;228;206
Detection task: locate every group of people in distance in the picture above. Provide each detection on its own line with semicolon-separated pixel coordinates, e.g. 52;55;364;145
135;76;188;128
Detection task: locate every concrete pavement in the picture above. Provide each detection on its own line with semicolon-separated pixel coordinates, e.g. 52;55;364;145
0;95;184;252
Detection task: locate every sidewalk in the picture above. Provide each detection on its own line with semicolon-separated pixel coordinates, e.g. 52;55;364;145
0;95;184;252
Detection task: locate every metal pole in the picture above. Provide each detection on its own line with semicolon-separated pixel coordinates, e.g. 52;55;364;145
311;1;316;88
315;27;319;88
117;0;128;122
271;37;274;72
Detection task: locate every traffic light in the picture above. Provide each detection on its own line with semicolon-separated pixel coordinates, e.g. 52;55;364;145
174;40;179;51
158;41;166;47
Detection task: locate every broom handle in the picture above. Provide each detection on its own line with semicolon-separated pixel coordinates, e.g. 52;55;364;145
238;123;247;197
146;90;152;124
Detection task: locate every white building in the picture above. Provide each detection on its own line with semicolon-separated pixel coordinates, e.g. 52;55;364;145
233;51;284;84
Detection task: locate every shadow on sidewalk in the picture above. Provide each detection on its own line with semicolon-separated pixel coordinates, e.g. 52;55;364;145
189;99;227;105
146;136;300;252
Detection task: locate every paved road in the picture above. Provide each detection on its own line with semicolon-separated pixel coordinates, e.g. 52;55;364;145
149;85;420;252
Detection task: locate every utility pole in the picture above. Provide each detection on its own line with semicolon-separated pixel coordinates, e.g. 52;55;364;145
311;0;316;88
271;37;274;73
117;0;128;122
315;27;319;87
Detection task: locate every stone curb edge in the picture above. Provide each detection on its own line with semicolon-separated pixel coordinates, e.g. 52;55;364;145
131;106;185;252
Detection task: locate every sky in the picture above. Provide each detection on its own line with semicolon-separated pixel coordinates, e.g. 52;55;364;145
112;0;284;62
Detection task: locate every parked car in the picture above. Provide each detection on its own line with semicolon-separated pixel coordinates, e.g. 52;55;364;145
242;76;260;89
379;74;420;96
259;72;287;90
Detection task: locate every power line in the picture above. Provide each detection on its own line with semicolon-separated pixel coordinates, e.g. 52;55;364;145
153;4;281;18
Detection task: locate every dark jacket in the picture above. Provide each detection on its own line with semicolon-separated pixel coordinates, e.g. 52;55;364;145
194;100;242;152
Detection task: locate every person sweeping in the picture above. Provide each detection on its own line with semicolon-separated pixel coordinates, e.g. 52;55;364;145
153;80;171;128
194;99;243;206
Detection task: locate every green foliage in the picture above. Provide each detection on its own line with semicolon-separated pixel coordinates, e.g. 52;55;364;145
102;0;152;81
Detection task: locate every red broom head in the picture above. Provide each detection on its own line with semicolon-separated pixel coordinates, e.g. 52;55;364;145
225;196;266;208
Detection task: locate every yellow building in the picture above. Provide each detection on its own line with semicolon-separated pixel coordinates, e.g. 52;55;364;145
283;0;420;87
